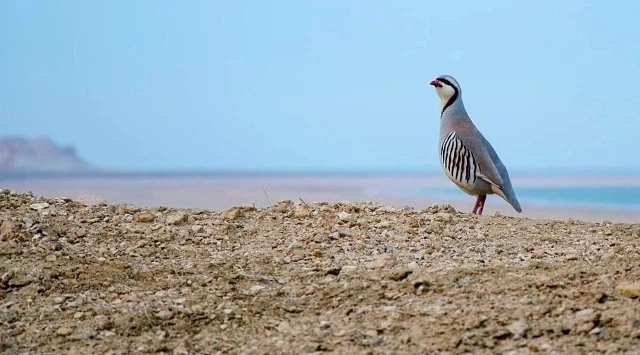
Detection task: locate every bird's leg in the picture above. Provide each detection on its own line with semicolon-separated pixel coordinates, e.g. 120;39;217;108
472;195;487;215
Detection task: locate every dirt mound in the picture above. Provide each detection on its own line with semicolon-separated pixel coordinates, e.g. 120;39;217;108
1;191;639;353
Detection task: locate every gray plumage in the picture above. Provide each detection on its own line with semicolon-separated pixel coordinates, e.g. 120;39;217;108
429;75;522;214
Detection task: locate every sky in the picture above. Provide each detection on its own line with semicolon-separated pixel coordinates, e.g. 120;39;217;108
1;0;639;173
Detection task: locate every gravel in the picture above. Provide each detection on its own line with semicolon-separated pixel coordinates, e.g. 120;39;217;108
1;190;640;353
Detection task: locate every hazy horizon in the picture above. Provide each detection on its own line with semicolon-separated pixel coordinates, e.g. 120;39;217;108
2;1;639;173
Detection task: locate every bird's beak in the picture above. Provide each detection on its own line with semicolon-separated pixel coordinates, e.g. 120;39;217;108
429;80;442;88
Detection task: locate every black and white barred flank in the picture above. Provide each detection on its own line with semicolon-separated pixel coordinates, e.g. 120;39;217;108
440;131;480;185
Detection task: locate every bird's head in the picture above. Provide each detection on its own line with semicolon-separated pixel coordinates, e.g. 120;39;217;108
429;75;461;105
429;75;462;112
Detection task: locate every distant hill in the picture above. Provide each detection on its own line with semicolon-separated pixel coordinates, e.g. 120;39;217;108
0;136;97;175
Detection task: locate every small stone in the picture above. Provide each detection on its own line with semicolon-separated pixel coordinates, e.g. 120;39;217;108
407;261;419;269
74;228;87;238
434;212;453;223
507;320;528;339
72;328;97;340
589;327;604;337
166;212;188;225
616;282;640;298
575;308;596;323
275;200;292;213
134;212;156;223
311;249;323;257
95;315;114;330
336;227;356;238
325;267;341;276
30;202;50;210
387;269;412;281
156;310;173;320
224;207;241;220
191;225;204;234
56;326;73;336
366;254;396;269
564;253;578;261
336;211;352;221
22;217;34;228
173;340;189;355
531;250;545;259
46;254;57;262
288;240;302;250
0;221;15;237
293;204;310;218
247;285;265;295
73;312;84;319
291;252;305;262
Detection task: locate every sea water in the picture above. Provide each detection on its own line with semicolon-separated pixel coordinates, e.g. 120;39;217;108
419;185;640;209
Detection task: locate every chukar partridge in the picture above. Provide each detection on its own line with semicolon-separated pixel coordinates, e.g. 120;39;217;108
429;75;522;215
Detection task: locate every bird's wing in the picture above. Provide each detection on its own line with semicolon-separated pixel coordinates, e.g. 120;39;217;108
452;127;505;191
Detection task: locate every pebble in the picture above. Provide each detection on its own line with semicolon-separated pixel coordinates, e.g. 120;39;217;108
191;225;204;234
0;221;15;237
336;211;352;221
134;212;156;223
22;217;34;229
56;326;73;336
156;310;173;320
507;320;528;339
74;228;87;238
531;250;545;259
248;285;265;295
366;254;396;269
293;204;310;218
615;282;640;298
166;212;188;225
275;200;292;213
224;207;241;220
564;253;578;261
29;202;50;210
335;227;356;238
434;212;453;223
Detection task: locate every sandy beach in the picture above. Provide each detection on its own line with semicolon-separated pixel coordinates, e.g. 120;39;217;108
1;188;640;353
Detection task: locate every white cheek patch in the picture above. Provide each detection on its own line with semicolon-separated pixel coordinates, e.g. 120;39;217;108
437;84;456;99
441;85;456;97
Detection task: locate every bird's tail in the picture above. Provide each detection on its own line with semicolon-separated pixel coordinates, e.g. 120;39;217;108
493;180;522;213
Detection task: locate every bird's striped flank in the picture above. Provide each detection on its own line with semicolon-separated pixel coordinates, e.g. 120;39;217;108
440;131;479;185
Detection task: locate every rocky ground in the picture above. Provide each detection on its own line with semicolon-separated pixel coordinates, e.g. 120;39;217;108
1;190;640;354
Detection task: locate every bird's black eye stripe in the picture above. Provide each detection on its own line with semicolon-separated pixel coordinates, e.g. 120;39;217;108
437;78;454;88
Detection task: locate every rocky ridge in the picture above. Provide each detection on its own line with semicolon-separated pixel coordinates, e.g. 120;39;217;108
1;191;640;353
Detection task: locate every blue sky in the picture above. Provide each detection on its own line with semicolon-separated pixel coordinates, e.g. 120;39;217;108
1;1;639;172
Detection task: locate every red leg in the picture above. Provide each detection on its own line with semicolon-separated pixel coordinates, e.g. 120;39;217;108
472;195;487;215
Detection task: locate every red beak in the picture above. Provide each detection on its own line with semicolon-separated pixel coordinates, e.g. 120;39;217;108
429;79;442;88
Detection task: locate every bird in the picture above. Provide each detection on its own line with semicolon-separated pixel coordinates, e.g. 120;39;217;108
428;75;522;215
